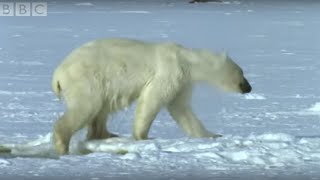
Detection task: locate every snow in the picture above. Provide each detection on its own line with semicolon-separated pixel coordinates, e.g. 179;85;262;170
3;132;320;170
244;93;266;100
298;102;320;116
75;2;94;6
307;102;320;113
1;0;320;179
0;159;10;167
111;11;151;14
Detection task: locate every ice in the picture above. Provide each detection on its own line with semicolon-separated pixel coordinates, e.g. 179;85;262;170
299;102;320;116
2;132;320;171
307;102;320;112
0;159;10;167
244;93;266;100
112;11;151;14
11;34;22;38
75;2;94;6
253;133;294;142
2;133;56;158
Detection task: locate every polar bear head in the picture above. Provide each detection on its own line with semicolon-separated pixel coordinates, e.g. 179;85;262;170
211;52;252;94
192;50;252;94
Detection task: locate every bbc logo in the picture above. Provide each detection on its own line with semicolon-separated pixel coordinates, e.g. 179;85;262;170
0;2;47;16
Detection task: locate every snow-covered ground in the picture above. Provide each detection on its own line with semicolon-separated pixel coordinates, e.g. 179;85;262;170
1;0;320;179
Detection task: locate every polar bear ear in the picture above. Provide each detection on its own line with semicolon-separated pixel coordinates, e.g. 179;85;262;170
222;51;228;59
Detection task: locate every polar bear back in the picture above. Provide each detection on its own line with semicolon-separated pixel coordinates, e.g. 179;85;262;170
53;38;191;112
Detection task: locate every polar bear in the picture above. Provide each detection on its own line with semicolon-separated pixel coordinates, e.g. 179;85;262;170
51;38;251;155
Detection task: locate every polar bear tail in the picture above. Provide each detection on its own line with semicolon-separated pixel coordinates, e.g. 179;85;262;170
52;79;62;100
52;73;62;100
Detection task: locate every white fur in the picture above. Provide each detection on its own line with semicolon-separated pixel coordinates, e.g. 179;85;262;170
51;38;249;155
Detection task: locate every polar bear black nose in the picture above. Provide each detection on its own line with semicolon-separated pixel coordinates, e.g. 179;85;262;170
240;78;252;94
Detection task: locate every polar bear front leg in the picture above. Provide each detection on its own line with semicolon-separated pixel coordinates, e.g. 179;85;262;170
133;99;162;140
133;86;164;140
168;90;222;138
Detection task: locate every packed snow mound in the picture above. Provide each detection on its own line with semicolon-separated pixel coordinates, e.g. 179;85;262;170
307;102;320;112
300;102;320;116
0;159;10;167
244;93;266;100
2;133;57;158
2;133;320;168
75;2;94;6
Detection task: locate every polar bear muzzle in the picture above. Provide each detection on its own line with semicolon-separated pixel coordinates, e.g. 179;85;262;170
239;78;252;94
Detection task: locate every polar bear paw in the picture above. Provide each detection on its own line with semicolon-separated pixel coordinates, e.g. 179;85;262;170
210;133;223;138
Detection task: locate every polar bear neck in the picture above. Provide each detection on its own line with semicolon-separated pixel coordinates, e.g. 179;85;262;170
179;47;225;84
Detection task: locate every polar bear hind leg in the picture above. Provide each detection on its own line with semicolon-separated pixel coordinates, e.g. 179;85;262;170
53;84;103;155
86;107;118;140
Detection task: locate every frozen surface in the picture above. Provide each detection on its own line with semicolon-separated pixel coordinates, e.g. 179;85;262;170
1;0;320;179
